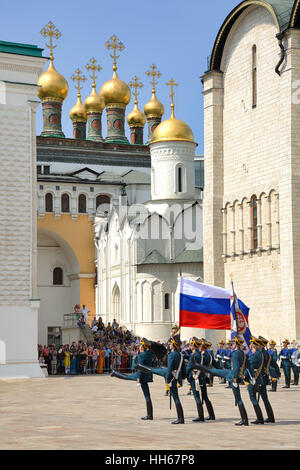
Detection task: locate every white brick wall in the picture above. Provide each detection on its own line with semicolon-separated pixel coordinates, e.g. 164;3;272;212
203;5;300;343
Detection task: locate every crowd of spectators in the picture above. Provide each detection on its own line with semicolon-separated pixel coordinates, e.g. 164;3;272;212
38;317;166;376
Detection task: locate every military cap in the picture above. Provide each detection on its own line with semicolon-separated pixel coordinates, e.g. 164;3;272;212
268;339;276;346
170;334;182;348
282;339;290;345
259;336;268;346
172;324;180;332
250;336;261;346
201;338;211;350
218;340;225;345
189;337;202;347
232;336;244;347
140;338;151;350
226;339;232;345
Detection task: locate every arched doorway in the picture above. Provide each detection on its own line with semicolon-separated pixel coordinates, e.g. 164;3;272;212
37;228;80;345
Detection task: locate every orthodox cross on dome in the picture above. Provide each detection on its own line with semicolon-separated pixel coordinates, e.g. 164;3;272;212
71;68;86;97
40;21;61;62
166;78;178;117
104;34;125;72
128;76;143;104
86;57;102;88
145;64;162;93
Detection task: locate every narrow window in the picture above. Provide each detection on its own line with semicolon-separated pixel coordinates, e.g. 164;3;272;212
53;267;63;285
164;293;170;310
251;195;258;250
37;165;42;175
252;45;257;108
61;193;70;213
45;193;53;212
43;165;50;175
178;167;182;193
78;194;87;213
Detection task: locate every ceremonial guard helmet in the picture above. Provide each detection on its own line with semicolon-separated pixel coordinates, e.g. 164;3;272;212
170;334;182;349
140;338;151;350
258;336;268;347
232;336;244;347
250;336;261;346
189;337;202;348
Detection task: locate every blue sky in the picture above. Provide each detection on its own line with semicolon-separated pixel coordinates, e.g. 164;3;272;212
0;0;239;152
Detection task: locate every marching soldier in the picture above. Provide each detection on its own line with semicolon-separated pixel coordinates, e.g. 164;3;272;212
244;336;265;425
206;340;215;386
279;339;292;388
192;336;249;426
290;340;300;386
223;340;233;388
186;337;205;422
258;337;275;423
268;340;281;392
136;334;186;424
164;324;180;396
197;339;216;421
215;340;226;383
111;338;157;420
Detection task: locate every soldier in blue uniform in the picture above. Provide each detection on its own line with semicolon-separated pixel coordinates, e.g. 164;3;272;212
186;337;205;422
136;334;186;424
290;341;299;386
223;340;233;388
258;337;275;423
279;339;292;388
192;336;249;426
197;339;216;420
244;336;265;425
164;324;180;397
206;340;215;387
111;338;156;420
215;340;226;383
268;340;281;392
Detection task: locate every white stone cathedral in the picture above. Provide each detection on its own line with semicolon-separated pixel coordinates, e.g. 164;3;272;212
95;100;203;341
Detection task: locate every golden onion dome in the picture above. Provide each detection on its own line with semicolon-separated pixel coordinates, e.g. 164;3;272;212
84;86;105;114
38;60;69;102
69;95;87;122
100;71;131;108
127;103;146;128
151;111;195;145
144;91;164;119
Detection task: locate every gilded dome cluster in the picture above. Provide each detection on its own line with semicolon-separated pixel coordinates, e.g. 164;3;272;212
38;25;195;146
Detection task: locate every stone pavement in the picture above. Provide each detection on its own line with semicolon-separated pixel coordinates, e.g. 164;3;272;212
0;375;299;450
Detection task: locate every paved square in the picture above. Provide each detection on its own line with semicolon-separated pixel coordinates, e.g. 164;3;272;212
0;375;299;450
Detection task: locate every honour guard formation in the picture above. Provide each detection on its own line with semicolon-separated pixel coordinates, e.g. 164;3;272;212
111;329;300;426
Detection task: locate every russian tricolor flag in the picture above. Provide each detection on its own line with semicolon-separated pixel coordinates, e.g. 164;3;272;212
179;278;249;330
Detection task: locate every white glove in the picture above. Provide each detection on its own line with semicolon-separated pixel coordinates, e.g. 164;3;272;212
168;382;173;388
232;382;238;388
250;378;256;386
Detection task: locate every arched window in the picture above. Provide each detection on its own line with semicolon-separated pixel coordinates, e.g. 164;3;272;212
164;293;170;310
45;193;53;212
96;194;111;213
78;194;87;213
252;45;257;108
251;195;258;250
53;267;63;285
61;193;70;213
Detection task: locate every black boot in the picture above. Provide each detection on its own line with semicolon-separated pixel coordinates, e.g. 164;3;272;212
235;404;248;426
271;380;277;392
193;402;205;422
251;404;264;424
171;403;184;424
110;370;128;380
141;401;153;421
205;400;215;421
264;401;275;423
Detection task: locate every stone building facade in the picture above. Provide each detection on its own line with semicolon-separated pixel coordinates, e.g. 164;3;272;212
203;0;300;343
